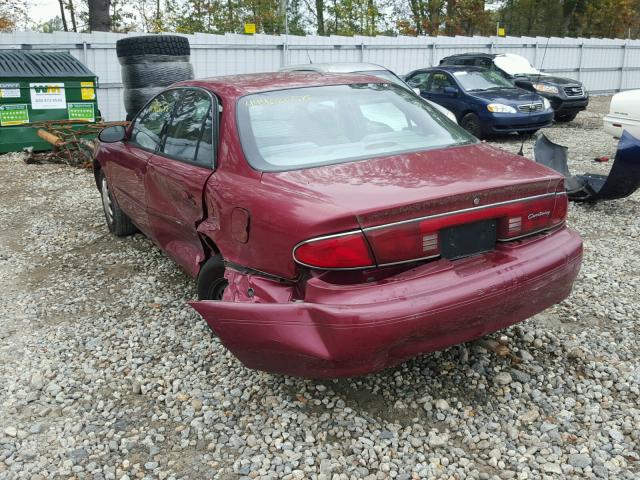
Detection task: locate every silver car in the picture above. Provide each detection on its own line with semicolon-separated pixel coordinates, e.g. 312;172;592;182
280;62;458;124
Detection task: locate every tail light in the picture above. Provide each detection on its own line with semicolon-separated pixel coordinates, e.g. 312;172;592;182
367;192;568;266
293;232;375;269
294;190;568;270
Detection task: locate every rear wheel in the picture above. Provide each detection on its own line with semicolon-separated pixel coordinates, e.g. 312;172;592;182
197;255;228;300
99;171;137;237
461;113;483;138
555;112;578;123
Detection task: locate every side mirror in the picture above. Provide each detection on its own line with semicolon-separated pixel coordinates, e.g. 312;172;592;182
444;86;459;96
98;125;126;143
413;87;421;95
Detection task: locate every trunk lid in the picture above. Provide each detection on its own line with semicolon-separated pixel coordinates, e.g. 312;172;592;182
261;142;561;228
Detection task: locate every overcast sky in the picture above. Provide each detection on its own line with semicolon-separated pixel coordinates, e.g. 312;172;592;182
27;0;67;24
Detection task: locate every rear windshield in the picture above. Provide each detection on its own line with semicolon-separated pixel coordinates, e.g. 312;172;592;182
236;83;475;172
453;70;515;91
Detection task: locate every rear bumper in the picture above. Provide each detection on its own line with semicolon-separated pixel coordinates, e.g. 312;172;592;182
603;114;640;139
191;227;583;378
481;111;554;134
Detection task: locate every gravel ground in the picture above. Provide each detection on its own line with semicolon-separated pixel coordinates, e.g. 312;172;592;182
1;96;639;480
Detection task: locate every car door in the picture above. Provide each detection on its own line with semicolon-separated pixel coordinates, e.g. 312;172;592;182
145;87;217;277
106;90;179;234
423;71;461;114
406;72;432;98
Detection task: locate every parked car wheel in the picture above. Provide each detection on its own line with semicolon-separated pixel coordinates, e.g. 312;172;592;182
99;171;137;237
197;255;228;300
461;113;483;138
555;112;578;123
517;129;539;136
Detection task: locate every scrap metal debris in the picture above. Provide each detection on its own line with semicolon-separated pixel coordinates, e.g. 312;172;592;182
30;120;129;168
534;131;640;202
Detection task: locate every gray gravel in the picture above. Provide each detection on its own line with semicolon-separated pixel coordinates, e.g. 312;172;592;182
1;96;639;479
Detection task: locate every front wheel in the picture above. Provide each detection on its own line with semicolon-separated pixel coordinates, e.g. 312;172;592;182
461;113;483;139
554;112;578;123
99;170;137;237
197;255;228;300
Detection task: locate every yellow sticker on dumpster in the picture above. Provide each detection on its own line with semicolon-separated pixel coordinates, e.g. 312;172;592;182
67;102;94;122
0;104;29;126
81;81;95;100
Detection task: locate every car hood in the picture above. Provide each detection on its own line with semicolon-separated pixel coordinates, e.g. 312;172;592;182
260;142;562;228
469;88;544;104
515;74;582;86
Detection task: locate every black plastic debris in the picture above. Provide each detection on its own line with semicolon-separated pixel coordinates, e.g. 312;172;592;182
534;131;640;202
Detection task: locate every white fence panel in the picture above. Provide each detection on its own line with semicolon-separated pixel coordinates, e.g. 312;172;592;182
2;31;640;120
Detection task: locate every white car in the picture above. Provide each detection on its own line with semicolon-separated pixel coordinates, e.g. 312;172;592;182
604;90;640;139
280;62;458;124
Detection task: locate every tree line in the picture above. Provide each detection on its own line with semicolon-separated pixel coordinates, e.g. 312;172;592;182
1;0;639;39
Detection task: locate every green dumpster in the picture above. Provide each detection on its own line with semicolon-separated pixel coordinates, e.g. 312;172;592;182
0;51;100;154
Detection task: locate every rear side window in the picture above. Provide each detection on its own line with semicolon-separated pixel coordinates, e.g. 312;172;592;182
162;89;213;166
130;91;179;151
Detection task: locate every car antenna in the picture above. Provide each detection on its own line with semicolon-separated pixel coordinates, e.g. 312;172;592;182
307;52;313;64
518;36;551;156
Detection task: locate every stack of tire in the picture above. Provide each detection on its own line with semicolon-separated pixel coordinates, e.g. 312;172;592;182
116;35;194;120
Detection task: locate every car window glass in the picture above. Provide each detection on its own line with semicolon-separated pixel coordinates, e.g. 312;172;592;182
130;91;178;151
237;84;476;172
407;73;430;90
359;101;411;132
195;108;214;166
162;89;212;163
453;70;514;91
427;73;455;93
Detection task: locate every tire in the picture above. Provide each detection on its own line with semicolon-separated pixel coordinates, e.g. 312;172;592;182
461;113;483;138
554;112;578;123
98;170;137;237
121;61;193;88
517;129;539;136
116;35;190;59
197;255;228;300
123;86;165;118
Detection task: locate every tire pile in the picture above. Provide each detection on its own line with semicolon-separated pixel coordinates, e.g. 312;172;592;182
116;35;194;120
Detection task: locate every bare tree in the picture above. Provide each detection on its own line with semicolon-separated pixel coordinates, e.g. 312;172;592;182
57;0;68;31
88;0;111;31
68;0;77;32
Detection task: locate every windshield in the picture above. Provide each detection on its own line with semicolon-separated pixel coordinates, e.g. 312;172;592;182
494;54;540;76
453;70;515;91
237;83;475;172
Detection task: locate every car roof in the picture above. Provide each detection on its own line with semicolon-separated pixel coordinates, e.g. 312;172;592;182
412;65;486;73
442;53;498;59
175;71;387;99
280;62;387;74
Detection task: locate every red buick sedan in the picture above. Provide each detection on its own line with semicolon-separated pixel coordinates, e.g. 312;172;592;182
95;72;582;378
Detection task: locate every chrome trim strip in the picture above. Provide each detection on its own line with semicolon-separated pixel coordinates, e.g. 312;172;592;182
363;192;559;232
377;253;441;268
497;222;565;242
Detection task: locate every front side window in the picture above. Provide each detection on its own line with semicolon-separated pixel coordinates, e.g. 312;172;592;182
162;89;213;165
407;73;430;91
452;70;515;92
427;72;455;93
237;83;475;172
130;91;178;151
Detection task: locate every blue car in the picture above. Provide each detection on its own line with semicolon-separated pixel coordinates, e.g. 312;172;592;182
404;66;554;138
